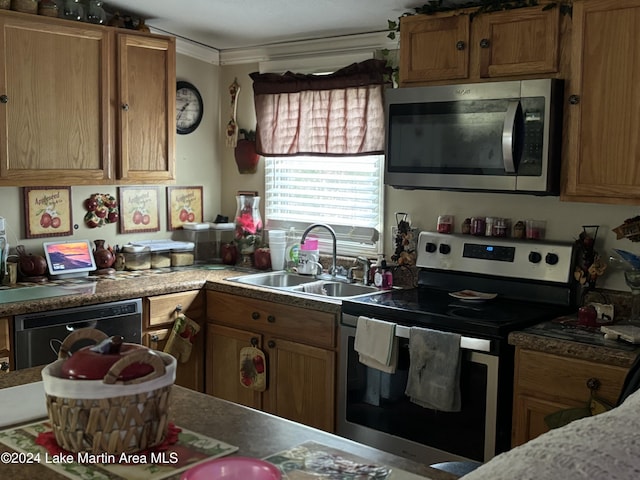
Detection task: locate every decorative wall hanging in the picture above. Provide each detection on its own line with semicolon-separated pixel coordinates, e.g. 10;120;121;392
83;193;119;229
225;77;240;148
117;186;160;234
167;186;203;230
234;129;260;174
23;186;72;239
613;216;640;242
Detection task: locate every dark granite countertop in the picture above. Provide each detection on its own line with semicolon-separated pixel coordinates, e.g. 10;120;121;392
509;316;640;367
0;368;455;480
0;265;341;316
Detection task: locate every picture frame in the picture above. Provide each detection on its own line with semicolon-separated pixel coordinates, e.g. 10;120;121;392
167;186;204;230
118;186;161;234
23;186;73;238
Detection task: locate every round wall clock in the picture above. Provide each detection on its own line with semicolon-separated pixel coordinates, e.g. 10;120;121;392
176;81;203;135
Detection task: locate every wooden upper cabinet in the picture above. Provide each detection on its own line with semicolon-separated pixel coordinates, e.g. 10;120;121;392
562;0;640;203
474;6;560;78
117;33;176;183
399;5;560;86
400;14;470;84
0;10;176;186
0;14;111;185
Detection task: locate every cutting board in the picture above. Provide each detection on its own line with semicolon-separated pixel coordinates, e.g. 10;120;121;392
0;381;47;428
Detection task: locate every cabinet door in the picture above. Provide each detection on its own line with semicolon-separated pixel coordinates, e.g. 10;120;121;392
0;316;10;372
512;394;574;447
0;14;111;185
263;336;335;432
399;14;469;85
206;323;262;410
474;6;560;78
117;33;176;183
564;0;640;201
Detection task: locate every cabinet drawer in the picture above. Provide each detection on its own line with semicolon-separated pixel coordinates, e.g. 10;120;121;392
207;291;336;349
516;348;628;405
146;290;203;328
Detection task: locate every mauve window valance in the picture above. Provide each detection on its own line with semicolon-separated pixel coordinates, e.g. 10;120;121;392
250;59;393;157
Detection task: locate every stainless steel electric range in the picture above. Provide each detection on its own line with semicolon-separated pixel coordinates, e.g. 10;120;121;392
338;231;577;464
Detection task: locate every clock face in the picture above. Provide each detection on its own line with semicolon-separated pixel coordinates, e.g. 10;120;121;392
176;81;203;135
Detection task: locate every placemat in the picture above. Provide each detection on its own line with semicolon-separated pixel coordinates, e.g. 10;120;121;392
0;420;238;480
264;441;429;480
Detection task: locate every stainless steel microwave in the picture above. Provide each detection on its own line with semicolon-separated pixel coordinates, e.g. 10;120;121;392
384;79;564;195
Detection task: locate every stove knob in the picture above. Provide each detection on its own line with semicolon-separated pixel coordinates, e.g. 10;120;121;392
439;243;451;255
546;253;559;265
425;242;437;253
528;251;542;264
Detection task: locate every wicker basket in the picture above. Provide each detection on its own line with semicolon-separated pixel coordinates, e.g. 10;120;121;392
41;329;177;455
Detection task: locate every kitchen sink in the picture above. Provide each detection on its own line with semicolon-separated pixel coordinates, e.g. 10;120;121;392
227;271;319;288
295;281;379;298
226;271;380;299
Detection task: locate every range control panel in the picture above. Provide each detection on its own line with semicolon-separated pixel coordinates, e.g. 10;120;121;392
416;231;575;284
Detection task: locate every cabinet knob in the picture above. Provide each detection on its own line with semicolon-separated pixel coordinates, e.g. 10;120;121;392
267;315;276;323
480;38;490;48
122;103;129;111
268;340;276;349
150;334;159;343
175;304;183;312
569;95;581;105
251;311;260;320
456;41;466;51
0;361;9;371
586;377;601;391
251;337;259;347
0;95;7;104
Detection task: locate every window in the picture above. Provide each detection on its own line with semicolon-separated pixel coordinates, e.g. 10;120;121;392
265;154;383;257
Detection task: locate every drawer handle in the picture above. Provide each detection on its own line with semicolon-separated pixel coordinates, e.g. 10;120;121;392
268;340;276;349
175;304;183;313
267;315;276;323
586;377;601;391
251;337;259;347
251;311;260;320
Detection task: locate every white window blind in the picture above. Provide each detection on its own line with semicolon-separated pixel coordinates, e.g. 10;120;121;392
265;155;383;257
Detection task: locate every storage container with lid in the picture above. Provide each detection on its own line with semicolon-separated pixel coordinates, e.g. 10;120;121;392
122;244;151;271
133;240;195;268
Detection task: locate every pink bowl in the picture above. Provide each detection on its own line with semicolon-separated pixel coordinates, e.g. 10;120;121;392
181;456;281;480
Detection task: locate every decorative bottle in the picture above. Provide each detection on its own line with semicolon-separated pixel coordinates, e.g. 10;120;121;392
234;195;263;264
93;239;115;272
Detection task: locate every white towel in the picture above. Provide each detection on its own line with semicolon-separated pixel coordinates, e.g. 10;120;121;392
354;316;398;374
405;326;462;412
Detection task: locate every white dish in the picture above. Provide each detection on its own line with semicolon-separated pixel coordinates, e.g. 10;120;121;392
449;290;497;302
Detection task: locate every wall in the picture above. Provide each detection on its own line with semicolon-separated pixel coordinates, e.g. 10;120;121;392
0;53;221;258
213;63;639;293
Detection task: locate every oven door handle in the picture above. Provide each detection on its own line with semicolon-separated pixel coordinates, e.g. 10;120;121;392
395;324;492;352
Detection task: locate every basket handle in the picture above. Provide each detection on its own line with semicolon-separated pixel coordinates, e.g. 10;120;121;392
103;349;167;385
58;328;109;359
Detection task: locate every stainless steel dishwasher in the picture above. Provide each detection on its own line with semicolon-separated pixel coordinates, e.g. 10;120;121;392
13;298;143;369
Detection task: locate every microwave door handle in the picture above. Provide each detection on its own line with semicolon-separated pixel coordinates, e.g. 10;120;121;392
502;101;520;174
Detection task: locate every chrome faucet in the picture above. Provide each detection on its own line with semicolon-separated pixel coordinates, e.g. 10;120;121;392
351;256;372;285
301;223;337;278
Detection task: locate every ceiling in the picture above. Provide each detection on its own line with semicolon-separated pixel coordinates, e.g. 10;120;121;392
103;0;435;51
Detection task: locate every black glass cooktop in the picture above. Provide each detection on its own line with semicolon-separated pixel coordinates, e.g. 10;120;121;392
342;287;573;339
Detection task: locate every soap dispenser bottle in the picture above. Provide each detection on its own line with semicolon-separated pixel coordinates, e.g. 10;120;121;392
374;255;392;290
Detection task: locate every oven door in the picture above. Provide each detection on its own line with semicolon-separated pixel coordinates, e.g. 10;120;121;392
338;315;499;463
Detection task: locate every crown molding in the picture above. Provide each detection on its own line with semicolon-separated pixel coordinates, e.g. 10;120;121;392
220;31;397;65
153;28;397;67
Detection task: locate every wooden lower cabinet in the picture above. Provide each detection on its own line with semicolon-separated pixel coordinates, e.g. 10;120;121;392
512;347;629;447
206;290;336;433
143;290;205;392
0;316;11;372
